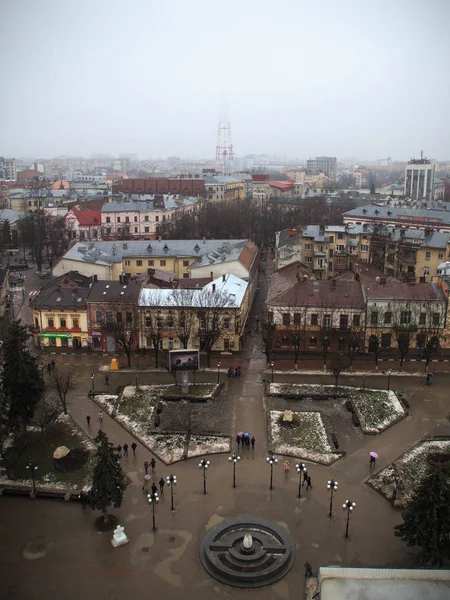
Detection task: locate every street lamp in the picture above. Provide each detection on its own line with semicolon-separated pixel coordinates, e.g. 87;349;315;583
26;461;38;496
327;478;338;517
266;455;278;490
296;463;307;498
270;362;274;383
199;459;210;494
91;373;95;394
147;491;159;531
217;361;221;384
166;474;177;510
228;453;240;488
387;369;391;391
343;499;356;538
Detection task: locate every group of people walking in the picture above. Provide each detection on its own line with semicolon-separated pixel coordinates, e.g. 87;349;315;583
283;460;313;489
116;442;137;458
142;458;165;495
236;432;255;449
228;366;241;378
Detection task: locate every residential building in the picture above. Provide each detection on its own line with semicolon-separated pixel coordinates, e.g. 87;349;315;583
204;176;226;202
86;278;142;352
405;156;436;201
112;177;206;197
101;195;201;238
65;205;103;240
138;273;250;352
30;272;92;350
306;157;337;180
343;204;450;233
0;157;17;180
354;167;369;189
53;239;259;287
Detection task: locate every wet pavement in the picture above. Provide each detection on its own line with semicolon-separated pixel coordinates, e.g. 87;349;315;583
2;266;450;598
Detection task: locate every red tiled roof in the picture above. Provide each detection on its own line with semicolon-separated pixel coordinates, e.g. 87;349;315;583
269;181;294;192
364;281;446;301
68;206;102;226
16;169;42;180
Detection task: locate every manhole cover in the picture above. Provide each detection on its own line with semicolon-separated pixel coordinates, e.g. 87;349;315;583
141;547;150;553
168;536;176;543
200;516;296;588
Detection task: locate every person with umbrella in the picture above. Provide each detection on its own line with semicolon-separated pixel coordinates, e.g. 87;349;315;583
369;451;378;467
236;432;243;447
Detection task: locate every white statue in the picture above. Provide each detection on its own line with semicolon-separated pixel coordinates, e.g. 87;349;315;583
243;534;253;549
111;524;129;547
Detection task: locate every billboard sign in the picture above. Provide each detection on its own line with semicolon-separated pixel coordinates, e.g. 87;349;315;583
169;349;200;372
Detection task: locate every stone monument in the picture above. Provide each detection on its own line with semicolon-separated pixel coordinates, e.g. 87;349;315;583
111;524;129;547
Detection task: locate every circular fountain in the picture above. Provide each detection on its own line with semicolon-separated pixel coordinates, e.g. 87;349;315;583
200;516;296;588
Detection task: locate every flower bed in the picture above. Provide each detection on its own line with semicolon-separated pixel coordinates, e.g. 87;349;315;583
0;414;95;494
187;435;231;458
368;438;450;506
162;383;220;401
268;410;340;465
268;383;405;434
145;433;186;463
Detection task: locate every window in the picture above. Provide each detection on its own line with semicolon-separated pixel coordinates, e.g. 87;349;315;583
328;262;333;271
183;272;190;278
160;260;166;267
148;260;154;266
384;311;392;324
419;312;426;325
166;315;174;328
144;215;149;222
134;216;138;222
34;317;39;328
400;311;412;325
426;252;431;261
309;336;318;348
60;317;66;328
106;227;111;235
370;311;378;325
323;314;331;328
136;260;142;267
424;266;430;275
124;260;131;266
125;216;129;223
144;227;149;233
224;318;230;330
126;312;133;324
304;243;312;250
48;317;54;328
117;216;121;223
282;313;290;326
293;312;301;325
106;311;113;324
49;337;57;347
336;245;345;252
340;314;348;329
381;333;391;349
183;260;189;267
329;249;334;258
157;317;163;328
96;310;102;324
61;338;68;347
134;227;138;233
155;216;159;222
311;314;318;326
72;317;79;329
433;312;441;326
338;233;344;240
416;334;426;349
145;315;151;328
438;253;444;259
353;314;360;327
305;256;312;263
116;311;123;323
360;245;369;252
106;216;111;223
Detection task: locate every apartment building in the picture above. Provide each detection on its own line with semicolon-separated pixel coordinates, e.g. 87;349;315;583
405;157;436;201
306;156;337;180
0;157;17;180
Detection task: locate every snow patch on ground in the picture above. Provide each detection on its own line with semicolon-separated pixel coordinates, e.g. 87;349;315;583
187;435;231;458
369;439;450;506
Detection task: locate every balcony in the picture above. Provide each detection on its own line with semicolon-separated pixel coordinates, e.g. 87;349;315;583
43;327;82;333
314;251;326;257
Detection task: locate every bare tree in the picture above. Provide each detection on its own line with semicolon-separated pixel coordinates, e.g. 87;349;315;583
196;287;234;367
330;352;350;387
169;289;196;349
99;303;138;367
36;395;59;435
285;306;308;369
142;291;167;368
52;370;77;415
260;310;276;362
318;307;338;370
392;303;419;371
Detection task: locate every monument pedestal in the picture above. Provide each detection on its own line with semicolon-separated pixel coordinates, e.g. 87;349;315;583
111;525;129;547
181;371;189;395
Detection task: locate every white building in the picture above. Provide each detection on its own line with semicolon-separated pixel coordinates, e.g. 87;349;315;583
0;157;17;180
405;157;436;201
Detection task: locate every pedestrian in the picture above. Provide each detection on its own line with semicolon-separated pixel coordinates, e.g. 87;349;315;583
234;367;239;377
117;445;122;458
131;442;137;456
369;455;376;468
144;460;149;474
98;410;103;424
79;490;87;507
245;436;250;448
304;562;313;578
150;458;156;471
85;415;91;426
123;443;129;456
284;460;290;474
251;436;255;449
105;374;110;386
306;475;312;489
51;359;56;371
47;363;52;375
237;366;241;377
228;367;233;378
151;482;158;497
159;477;165;494
236;434;241;447
143;473;151;493
303;471;308;486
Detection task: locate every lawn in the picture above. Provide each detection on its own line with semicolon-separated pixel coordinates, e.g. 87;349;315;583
368;439;450;506
268;410;340;465
0;414;95;491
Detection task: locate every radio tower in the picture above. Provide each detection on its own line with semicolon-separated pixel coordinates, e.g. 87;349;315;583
215;119;234;175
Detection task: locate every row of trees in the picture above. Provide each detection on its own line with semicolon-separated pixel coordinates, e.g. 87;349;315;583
97;287;237;368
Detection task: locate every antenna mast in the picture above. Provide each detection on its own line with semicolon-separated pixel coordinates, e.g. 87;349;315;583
215;119;234;175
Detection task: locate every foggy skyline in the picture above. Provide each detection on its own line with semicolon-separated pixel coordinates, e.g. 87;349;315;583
1;0;450;161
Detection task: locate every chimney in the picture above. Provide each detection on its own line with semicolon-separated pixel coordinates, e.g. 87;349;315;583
212;283;216;292
222;274;226;282
93;274;98;282
210;271;214;280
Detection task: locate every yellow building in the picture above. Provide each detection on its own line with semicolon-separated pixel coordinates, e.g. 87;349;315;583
30;272;91;350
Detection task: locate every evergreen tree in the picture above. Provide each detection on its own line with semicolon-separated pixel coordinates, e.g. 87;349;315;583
2;320;44;432
394;465;450;566
89;431;126;524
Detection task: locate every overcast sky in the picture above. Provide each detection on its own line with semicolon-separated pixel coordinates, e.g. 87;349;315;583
1;0;449;161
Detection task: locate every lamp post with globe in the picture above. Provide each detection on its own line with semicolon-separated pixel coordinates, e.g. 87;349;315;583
266;455;278;490
166;474;177;510
327;479;338;517
148;491;159;531
199;459;210;494
228;453;240;488
296;463;307;498
343;499;356;538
